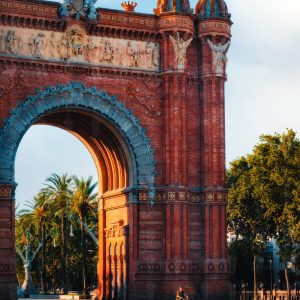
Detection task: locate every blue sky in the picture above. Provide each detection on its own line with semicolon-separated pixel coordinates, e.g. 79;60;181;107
15;0;300;208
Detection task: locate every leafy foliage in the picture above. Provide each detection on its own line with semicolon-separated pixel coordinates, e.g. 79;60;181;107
227;130;300;295
16;174;98;294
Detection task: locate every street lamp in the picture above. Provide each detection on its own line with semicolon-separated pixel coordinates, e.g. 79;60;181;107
269;259;273;299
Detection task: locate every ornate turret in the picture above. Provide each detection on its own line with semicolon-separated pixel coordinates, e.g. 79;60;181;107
195;0;230;18
154;0;192;14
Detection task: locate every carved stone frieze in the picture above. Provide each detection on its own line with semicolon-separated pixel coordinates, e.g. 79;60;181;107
0;25;160;71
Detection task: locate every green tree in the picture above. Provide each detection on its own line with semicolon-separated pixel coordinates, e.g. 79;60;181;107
249;130;300;298
72;176;98;297
227;157;271;300
19;193;50;293
42;173;73;294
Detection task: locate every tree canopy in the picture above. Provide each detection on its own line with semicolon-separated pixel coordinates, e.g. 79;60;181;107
227;129;300;296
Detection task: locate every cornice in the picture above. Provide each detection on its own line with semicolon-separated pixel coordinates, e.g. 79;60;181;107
0;56;162;79
0;56;200;82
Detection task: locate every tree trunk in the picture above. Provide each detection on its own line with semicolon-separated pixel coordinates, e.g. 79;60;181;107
41;223;46;294
81;217;89;297
284;260;290;300
253;255;257;300
61;212;68;294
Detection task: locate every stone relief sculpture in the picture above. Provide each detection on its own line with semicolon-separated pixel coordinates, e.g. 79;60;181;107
127;41;139;68
0;30;5;53
207;39;231;75
102;40;114;64
6;31;19;55
169;32;193;70
152;44;159;68
84;37;97;62
49;33;58;58
0;26;160;71
140;42;153;69
32;34;44;58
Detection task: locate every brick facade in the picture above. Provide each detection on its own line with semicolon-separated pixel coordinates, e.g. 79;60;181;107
0;0;232;299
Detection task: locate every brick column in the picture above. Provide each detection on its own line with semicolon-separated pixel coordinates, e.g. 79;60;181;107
198;20;231;299
0;182;17;300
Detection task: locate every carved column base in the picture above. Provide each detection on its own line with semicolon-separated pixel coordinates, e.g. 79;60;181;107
0;276;17;300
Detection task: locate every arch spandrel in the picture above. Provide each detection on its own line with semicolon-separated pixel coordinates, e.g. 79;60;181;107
0;82;156;192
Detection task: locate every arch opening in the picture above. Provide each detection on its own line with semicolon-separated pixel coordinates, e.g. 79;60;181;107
0;82;156;300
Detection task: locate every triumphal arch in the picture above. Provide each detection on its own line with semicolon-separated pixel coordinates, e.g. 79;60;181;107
0;0;232;299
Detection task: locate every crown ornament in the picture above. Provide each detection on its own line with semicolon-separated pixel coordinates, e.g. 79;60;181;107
121;1;138;12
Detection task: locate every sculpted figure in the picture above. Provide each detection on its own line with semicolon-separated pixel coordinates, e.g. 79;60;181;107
6;31;18;54
59;0;70;17
0;30;5;53
33;34;44;58
152;44;159;68
176;287;189;300
140;42;153;69
84;37;97;62
84;0;98;20
126;41;139;68
169;33;193;69
207;39;230;75
49;33;58;58
114;46;124;66
102;40;114;64
98;39;105;63
59;35;72;60
71;29;85;56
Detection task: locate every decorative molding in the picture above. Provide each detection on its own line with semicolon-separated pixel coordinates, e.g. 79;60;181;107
105;221;128;238
204;260;227;274
0;0;58;17
0;57;161;80
138;191;227;203
137;261;200;274
100;13;156;29
158;15;194;33
199;20;231;38
0;82;156;192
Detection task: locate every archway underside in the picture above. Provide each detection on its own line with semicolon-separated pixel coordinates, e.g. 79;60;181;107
37;110;129;194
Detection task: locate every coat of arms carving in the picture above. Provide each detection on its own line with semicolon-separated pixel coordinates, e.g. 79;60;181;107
59;0;98;20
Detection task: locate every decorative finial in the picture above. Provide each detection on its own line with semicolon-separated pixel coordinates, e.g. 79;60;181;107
121;1;138;12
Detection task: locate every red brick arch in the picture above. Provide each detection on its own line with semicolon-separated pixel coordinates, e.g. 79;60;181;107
0;0;232;299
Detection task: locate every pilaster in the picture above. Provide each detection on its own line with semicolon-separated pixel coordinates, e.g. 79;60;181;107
198;17;231;300
0;182;17;300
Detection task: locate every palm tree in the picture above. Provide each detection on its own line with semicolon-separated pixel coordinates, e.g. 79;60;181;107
72;176;98;297
42;173;73;295
18;193;49;293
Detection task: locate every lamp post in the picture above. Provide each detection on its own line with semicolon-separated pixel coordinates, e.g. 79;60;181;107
269;259;273;299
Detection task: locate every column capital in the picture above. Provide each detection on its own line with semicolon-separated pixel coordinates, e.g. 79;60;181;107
0;181;17;199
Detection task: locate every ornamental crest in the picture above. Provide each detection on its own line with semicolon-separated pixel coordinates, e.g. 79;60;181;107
60;0;98;20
